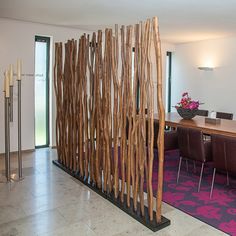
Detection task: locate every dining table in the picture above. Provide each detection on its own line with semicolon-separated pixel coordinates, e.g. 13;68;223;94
154;112;236;137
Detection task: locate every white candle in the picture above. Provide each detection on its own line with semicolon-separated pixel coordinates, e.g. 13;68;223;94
9;64;13;86
17;59;22;81
5;69;10;98
3;71;6;92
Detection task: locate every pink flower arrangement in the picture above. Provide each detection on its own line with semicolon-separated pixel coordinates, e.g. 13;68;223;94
175;92;199;110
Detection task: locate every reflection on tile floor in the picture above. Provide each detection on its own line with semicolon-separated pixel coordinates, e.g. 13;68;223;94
0;148;228;236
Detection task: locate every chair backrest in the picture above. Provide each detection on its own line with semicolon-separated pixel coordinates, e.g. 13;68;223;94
177;127;190;158
147;120;160;149
211;134;227;171
177;127;205;162
153;121;159;148
126;117;129;139
196;109;209;117
149;120;178;150
225;138;236;174
216;112;233;120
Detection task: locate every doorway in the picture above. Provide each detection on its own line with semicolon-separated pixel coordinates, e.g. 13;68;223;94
34;36;50;148
165;51;172;112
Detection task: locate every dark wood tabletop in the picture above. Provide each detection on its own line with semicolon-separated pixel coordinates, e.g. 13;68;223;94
154;112;236;137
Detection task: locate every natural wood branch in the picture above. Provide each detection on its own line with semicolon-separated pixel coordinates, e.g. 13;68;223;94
153;16;165;223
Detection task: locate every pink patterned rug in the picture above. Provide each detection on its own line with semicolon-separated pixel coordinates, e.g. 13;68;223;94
153;149;236;236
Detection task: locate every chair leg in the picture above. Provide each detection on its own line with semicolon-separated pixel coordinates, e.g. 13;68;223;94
193;161;196;173
198;162;204;192
177;156;182;184
227;172;230;186
186;159;189;172
210;168;216;199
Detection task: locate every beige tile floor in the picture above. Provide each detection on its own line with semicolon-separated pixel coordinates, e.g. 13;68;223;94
0;148;228;236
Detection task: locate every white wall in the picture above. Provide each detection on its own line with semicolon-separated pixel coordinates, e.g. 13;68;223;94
0;18;175;153
0;18;91;153
172;36;236;117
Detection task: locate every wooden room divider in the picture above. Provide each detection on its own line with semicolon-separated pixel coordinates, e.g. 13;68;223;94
53;17;170;231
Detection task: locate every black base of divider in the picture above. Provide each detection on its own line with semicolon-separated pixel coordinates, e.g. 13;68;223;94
52;160;170;232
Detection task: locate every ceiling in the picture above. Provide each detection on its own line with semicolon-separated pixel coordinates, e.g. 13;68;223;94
1;0;236;44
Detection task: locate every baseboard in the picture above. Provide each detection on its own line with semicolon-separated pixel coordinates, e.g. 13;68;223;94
0;149;35;157
51;146;57;149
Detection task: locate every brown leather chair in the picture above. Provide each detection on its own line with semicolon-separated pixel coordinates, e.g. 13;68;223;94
210;134;236;198
216;112;233;120
126;118;179;151
196;109;209;117
196;109;210;140
153;120;178;151
164;130;179;151
226;139;236;177
177;127;212;192
136;108;148;114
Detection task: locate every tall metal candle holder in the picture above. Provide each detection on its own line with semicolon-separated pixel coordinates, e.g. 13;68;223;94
17;78;23;180
10;70;24;181
9;85;13;122
5;96;11;181
2;65;24;183
4;81;11;182
0;90;7;183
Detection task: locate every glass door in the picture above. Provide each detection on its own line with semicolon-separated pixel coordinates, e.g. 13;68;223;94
34;36;50;148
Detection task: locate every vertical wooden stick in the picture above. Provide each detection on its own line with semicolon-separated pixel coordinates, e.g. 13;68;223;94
126;25;133;207
139;21;148;216
107;29;112;193
54;44;60;162
78;38;84;176
120;25;127;202
88;33;96;183
82;36;89;179
146;19;154;221
133;24;140;211
111;24;120;198
95;30;103;188
153;16;165;223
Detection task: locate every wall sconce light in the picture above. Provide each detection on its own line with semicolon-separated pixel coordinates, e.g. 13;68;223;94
198;66;214;71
